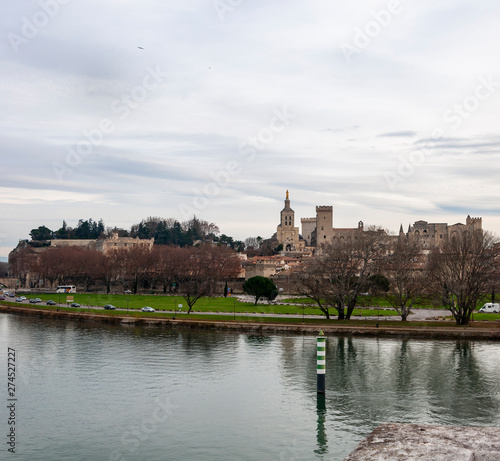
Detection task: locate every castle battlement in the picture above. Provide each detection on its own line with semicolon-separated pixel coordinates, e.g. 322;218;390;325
316;206;333;212
301;218;316;223
466;215;482;226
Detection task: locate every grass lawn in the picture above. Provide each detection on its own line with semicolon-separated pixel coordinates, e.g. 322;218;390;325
3;300;496;327
8;293;500;322
282;295;500;311
16;293;399;317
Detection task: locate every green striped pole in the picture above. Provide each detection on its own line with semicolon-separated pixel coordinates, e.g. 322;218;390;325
317;330;326;394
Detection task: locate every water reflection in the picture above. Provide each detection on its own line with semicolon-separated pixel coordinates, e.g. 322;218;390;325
315;393;328;456
245;335;274;347
274;334;500;435
2;315;500;461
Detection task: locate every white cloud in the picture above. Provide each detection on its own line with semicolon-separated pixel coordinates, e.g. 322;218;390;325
1;0;500;256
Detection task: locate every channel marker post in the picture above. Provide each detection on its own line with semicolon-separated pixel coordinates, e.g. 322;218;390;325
317;330;326;394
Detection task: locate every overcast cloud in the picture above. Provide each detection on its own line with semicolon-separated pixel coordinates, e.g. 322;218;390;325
1;0;500;258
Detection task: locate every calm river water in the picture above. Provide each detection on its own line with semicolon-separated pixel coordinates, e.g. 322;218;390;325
1;314;500;461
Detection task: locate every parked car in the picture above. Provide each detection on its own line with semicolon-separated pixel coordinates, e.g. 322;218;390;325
479;303;500;313
29;298;37;303
16;297;23;302
0;295;5;301
8;293;15;298
20;296;27;300
103;304;116;310
46;300;57;306
35;298;42;303
141;306;155;312
71;303;81;308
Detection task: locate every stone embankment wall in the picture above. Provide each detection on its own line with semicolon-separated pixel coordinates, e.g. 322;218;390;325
2;305;500;340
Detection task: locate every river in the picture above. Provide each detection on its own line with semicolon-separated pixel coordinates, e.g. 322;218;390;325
1;313;499;460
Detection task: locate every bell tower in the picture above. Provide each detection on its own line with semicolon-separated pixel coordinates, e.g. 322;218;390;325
280;190;295;229
276;190;303;252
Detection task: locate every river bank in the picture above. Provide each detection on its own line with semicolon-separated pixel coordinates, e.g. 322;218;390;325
2;304;500;340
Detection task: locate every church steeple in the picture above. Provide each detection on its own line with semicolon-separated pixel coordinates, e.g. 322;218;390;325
276;190;304;253
281;190;294;228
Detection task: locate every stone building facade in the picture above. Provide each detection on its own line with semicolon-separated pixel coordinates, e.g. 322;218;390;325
404;215;482;250
275;191;306;252
276;191;482;253
276;192;366;252
26;234;154;254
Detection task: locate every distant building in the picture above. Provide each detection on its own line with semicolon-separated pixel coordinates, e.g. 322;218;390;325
101;234;154;253
275;191;365;252
13;234;154;256
244;255;303;280
50;239;99;250
276;190;306;252
276;190;482;253
403;215;482;250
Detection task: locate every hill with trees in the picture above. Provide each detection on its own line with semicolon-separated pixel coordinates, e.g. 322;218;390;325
26;216;245;250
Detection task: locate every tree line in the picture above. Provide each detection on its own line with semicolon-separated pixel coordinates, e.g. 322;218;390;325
28;216;246;250
12;223;499;326
297;227;499;325
9;244;241;313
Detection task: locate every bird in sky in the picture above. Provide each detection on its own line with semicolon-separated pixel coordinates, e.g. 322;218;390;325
137;46;144;50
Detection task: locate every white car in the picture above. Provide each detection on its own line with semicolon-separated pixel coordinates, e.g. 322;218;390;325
479;303;500;313
141;306;155;312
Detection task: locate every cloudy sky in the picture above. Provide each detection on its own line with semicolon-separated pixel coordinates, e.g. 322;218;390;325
1;0;500;259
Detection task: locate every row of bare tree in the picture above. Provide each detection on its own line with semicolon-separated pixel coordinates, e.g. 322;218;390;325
9;245;242;313
298;227;499;325
9;227;498;324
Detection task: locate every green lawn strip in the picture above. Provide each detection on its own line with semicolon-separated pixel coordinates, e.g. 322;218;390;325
280;296;426;309
13;293;500;319
471;313;500;321
18;293;397;316
281;296;497;311
4;301;500;328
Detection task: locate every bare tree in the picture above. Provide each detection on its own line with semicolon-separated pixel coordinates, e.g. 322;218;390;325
173;245;241;313
153;245;184;293
9;247;38;288
296;227;387;319
427;230;498;325
326;228;387;319
37;248;64;289
296;261;333;319
122;246;154;294
383;238;425;321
